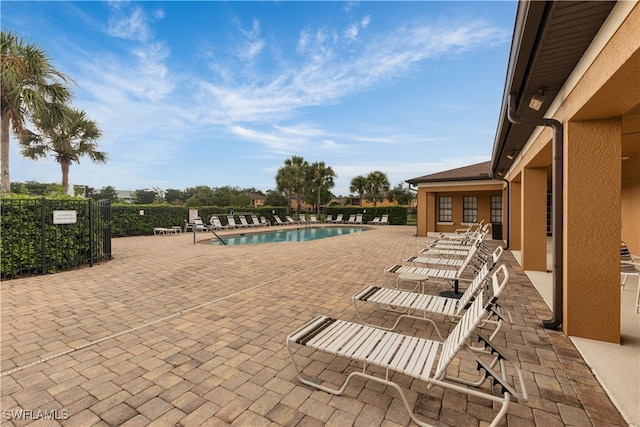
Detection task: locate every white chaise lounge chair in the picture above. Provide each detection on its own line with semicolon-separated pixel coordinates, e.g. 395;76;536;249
287;265;527;427
226;216;239;229
209;216;230;230
285;215;297;224
621;241;640;314
386;242;489;285
354;252;508;340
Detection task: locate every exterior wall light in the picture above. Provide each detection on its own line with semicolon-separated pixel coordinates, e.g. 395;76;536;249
529;90;545;111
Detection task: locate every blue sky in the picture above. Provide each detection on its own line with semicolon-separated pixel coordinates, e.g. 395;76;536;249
3;1;516;196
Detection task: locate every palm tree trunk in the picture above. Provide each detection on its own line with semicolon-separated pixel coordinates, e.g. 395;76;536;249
60;160;70;195
1;116;11;195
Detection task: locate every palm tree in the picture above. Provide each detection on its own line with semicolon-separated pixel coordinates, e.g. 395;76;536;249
350;175;368;206
19;106;105;194
308;161;336;215
282;155;307;213
1;31;71;195
276;165;297;214
366;170;390;207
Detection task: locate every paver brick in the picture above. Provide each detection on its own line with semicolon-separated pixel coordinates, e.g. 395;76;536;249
98;402;138;426
1;229;629;427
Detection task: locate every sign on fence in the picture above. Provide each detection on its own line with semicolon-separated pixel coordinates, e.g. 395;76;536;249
53;210;77;225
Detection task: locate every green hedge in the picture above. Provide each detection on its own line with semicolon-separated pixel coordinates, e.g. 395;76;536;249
111;204;289;236
1;196;110;279
323;205;408;225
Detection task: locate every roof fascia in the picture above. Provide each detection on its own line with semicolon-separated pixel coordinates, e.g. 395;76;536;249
501;1;636;180
490;0;549;177
415;179;504;189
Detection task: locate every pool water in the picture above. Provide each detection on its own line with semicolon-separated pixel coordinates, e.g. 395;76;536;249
210;226;368;245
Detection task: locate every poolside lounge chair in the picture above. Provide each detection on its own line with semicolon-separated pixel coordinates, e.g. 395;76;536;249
260;216;271;226
621;241;639;287
379;214;389;225
153;227;179;235
274;216;285;225
325;215;333;223
432;223;488;246
285;216;297;224
309;215;319;223
251;215;261;227
386;244;497;297
420;226;489;258
210;216;230;230
346;214;356;224
192;218;209;232
354;214;363;224
332;214;343;224
287;265;528;427
368;216;381;224
621;241;640;314
437;220;484;240
239;216;252;228
226;216;239;229
354;252;508;340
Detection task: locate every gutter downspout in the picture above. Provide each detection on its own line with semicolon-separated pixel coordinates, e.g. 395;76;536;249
408;183;418;236
507;93;563;330
490;175;510;251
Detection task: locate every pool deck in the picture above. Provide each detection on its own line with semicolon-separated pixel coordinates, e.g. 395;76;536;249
0;225;630;426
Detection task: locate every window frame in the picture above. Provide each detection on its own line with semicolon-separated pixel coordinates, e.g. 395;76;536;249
490;195;502;223
462;196;478;224
438;196;453;223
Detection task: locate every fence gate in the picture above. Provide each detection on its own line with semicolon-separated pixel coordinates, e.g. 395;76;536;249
0;198;112;279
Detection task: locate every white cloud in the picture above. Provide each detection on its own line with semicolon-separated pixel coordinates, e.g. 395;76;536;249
198;17;507;126
344;15;370;41
106;6;151;41
236;19;265;61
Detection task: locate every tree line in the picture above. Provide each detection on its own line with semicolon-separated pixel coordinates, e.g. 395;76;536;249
11;153;414;209
275;155;413;214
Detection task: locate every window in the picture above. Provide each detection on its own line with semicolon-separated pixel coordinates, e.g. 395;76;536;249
438;196;452;222
463;196;478;223
490;195;502;223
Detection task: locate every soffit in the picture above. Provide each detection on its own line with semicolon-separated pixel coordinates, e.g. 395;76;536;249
491;1;616;176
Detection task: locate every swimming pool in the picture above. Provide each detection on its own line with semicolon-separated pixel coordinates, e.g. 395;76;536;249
210;226;369;245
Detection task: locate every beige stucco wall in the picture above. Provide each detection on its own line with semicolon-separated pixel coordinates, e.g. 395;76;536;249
621;113;640;254
413;182;503;237
503;3;639;342
410;3;639;343
521;167;548;271
564;119;621;342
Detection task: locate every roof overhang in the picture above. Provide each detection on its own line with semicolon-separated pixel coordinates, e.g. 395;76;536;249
413;179;504;189
490;0;616;178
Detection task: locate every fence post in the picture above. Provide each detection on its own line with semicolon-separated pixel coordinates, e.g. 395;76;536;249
100;201;112;260
41;197;46;275
89;200;94;267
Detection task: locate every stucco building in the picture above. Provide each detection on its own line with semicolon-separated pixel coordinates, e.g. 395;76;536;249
408;1;639;344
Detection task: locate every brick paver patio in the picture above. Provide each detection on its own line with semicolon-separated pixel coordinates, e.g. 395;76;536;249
1;225;627;426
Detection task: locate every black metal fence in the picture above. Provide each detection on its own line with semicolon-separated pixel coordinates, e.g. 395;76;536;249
0;197;112;279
